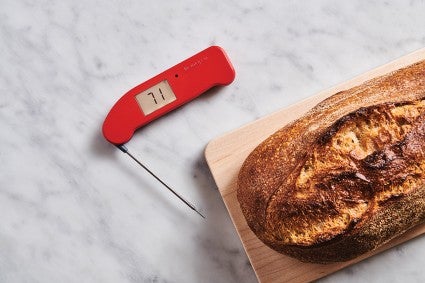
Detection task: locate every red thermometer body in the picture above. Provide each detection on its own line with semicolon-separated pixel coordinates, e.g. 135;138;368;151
102;46;235;145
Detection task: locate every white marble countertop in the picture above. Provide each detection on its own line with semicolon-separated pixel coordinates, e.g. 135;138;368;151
1;1;425;282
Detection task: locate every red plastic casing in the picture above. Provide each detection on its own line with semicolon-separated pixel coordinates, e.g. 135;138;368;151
102;46;235;145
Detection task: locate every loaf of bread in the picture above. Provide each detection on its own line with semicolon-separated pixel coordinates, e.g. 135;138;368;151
237;60;425;263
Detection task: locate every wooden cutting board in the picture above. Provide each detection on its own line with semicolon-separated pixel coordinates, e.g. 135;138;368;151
205;48;425;283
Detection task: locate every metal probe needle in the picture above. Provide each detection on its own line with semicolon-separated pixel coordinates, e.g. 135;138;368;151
117;145;205;218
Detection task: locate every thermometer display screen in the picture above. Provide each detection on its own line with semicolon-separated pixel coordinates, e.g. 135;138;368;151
135;80;177;115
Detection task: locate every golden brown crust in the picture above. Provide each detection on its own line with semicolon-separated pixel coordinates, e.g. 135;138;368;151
237;60;425;263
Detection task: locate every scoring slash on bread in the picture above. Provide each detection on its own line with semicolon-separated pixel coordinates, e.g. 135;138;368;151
237;60;425;263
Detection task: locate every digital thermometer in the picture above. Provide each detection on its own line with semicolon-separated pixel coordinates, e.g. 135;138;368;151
102;46;235;218
103;46;235;145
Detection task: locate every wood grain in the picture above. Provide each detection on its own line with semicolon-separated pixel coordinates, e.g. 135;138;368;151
205;48;425;283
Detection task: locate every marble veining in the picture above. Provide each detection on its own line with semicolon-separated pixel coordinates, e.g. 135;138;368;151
1;0;425;282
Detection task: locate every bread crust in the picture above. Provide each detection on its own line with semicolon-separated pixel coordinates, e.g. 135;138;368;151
237;60;425;263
